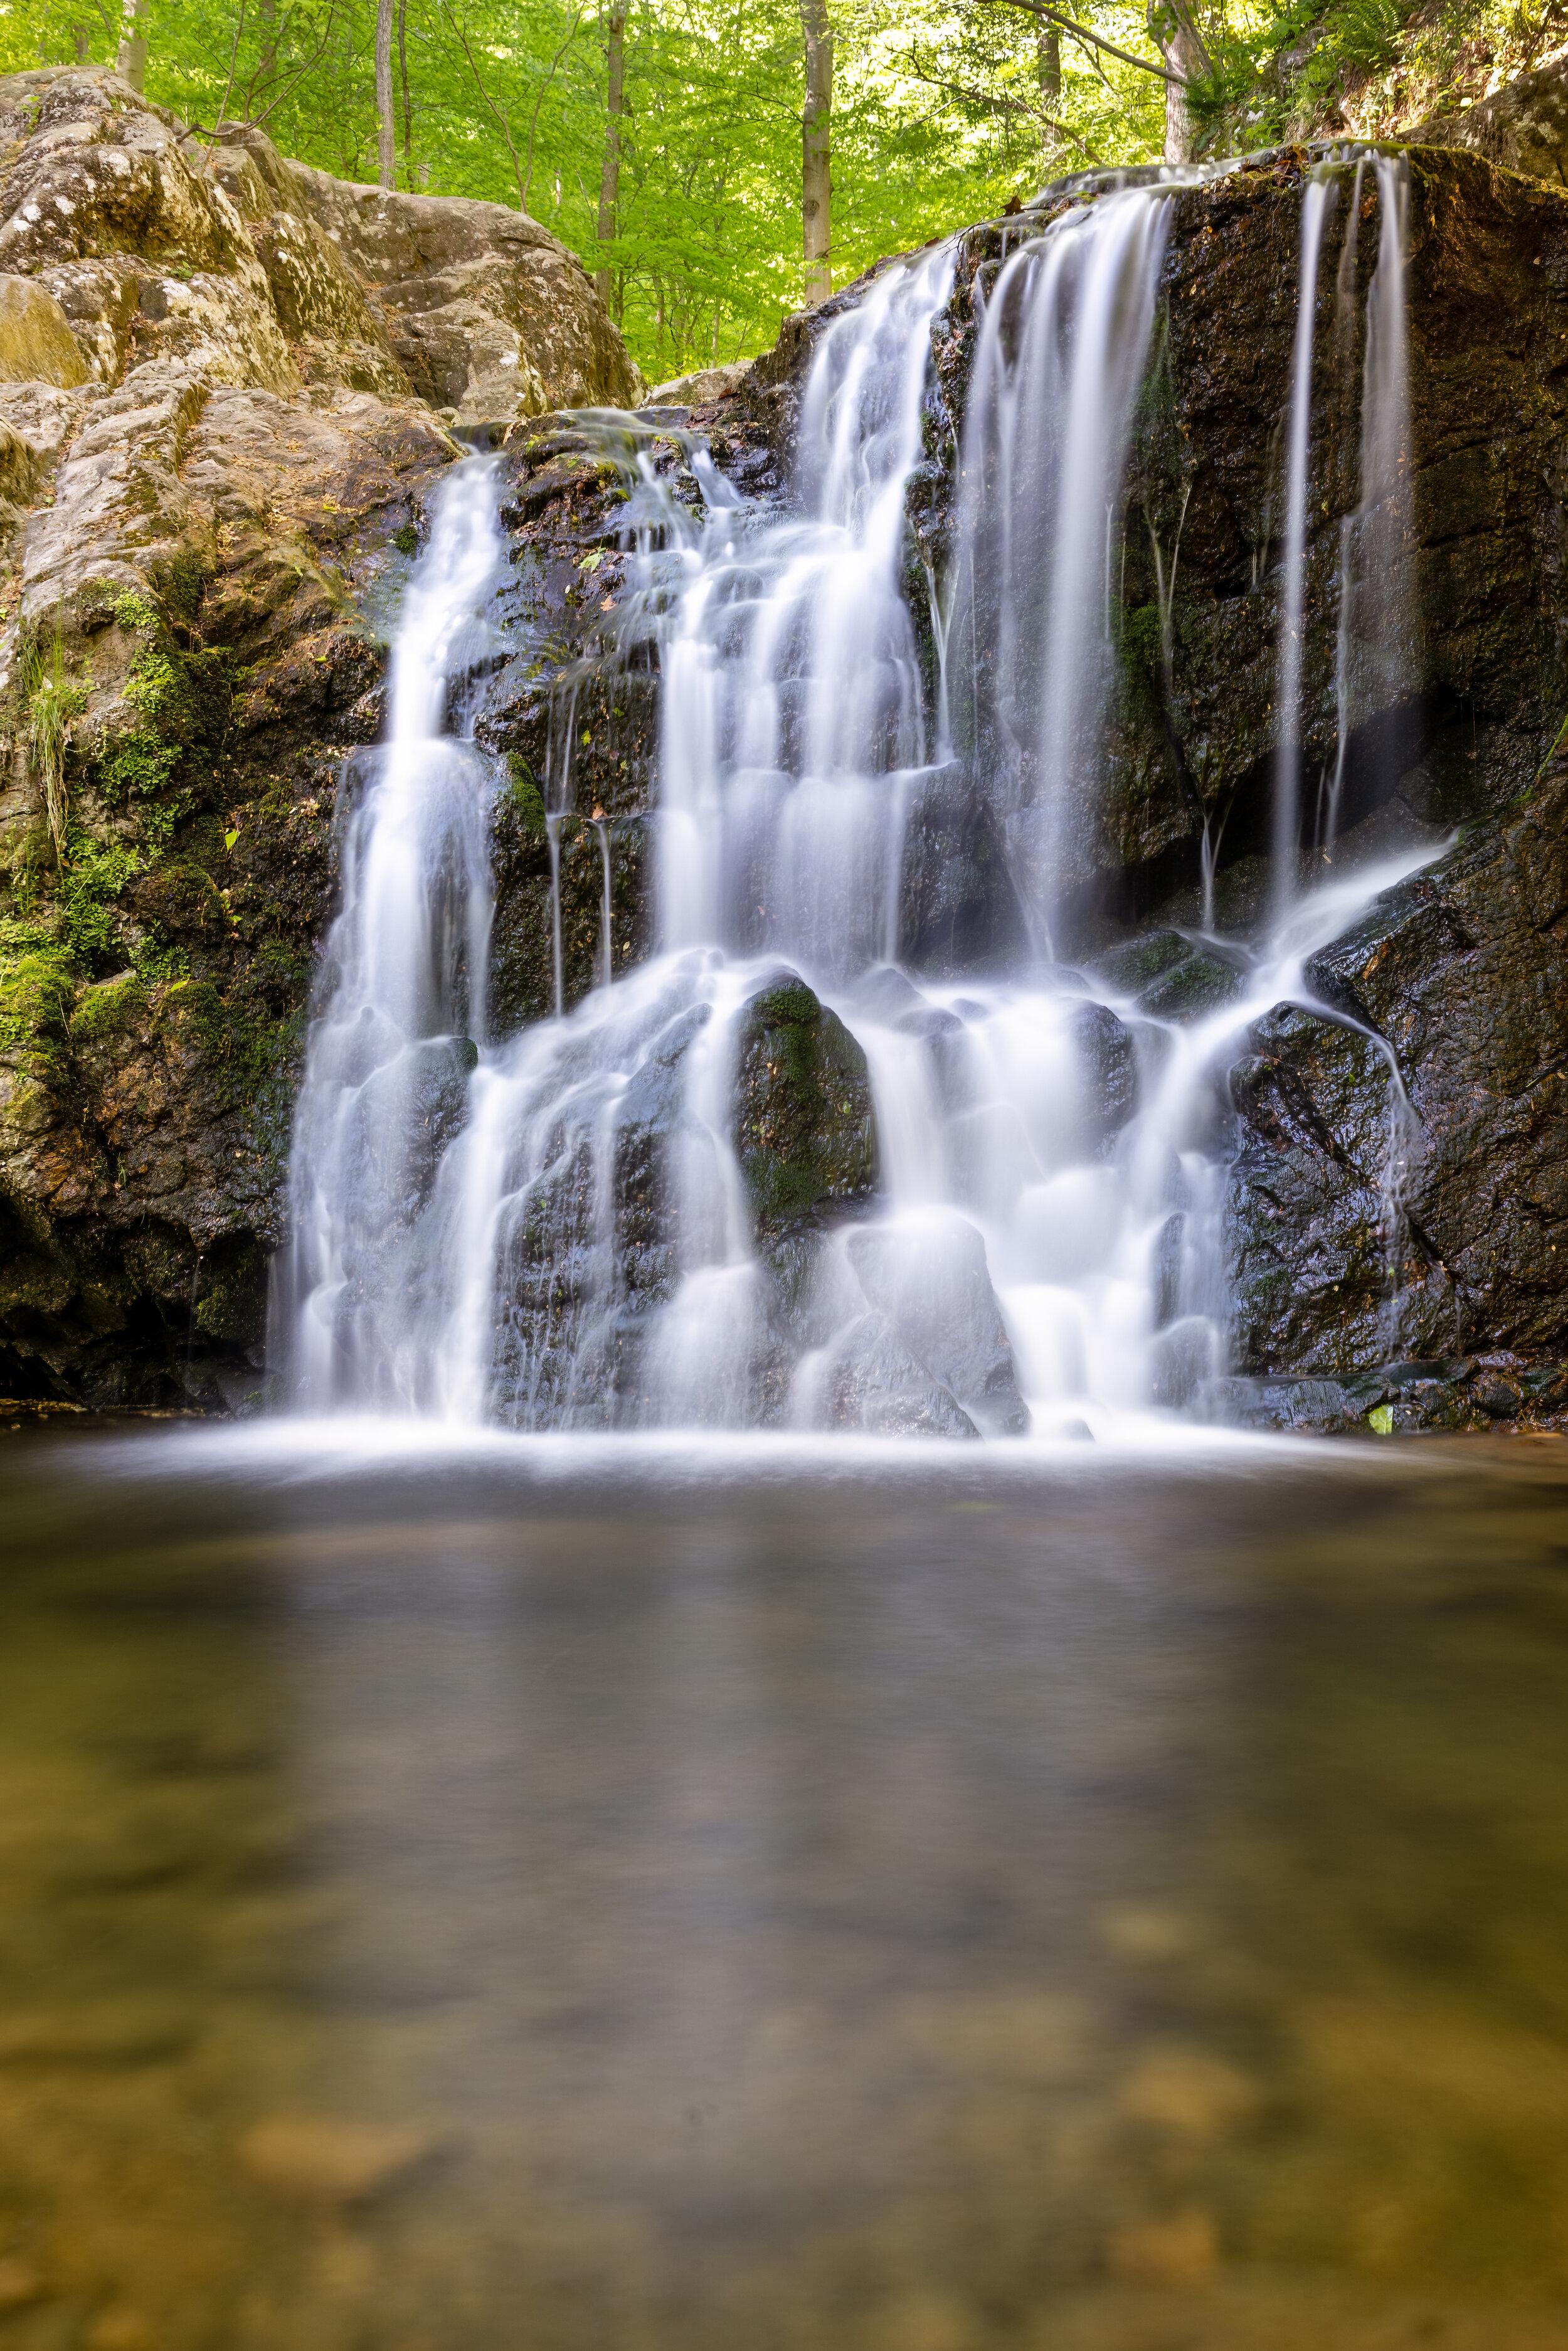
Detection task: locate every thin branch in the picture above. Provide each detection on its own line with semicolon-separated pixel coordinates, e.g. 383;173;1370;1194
223;6;343;135
522;1;585;213
899;57;1101;157
201;0;247;173
972;0;1182;84
439;0;531;208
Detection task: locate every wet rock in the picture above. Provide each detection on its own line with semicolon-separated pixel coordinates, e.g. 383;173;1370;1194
1225;760;1568;1384
733;974;877;1233
820;1310;980;1438
845;1218;1029;1435
1091;928;1244;1021
0;273;88;386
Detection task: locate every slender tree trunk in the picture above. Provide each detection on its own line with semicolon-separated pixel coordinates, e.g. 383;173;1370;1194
375;0;396;190
117;0;148;92
800;0;832;307
398;0;413;182
73;23;91;61
1036;19;1060;169
595;0;627;317
1149;0;1204;162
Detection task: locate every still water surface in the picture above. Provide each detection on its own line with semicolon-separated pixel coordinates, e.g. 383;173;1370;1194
3;1428;1568;2350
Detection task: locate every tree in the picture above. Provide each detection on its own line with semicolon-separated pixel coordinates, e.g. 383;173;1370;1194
801;0;831;305
116;0;147;88
596;0;627;314
375;0;396;183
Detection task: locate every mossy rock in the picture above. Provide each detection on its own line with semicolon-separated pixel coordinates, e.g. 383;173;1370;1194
733;973;877;1231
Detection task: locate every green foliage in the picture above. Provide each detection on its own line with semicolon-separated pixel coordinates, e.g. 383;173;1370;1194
21;622;88;868
55;829;141;971
0;0;1536;373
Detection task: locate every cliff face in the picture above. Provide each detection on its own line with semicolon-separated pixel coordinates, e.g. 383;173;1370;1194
0;68;638;1409
4;86;1568;1426
475;144;1568;1434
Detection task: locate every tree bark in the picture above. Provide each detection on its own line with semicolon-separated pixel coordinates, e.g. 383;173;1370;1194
398;0;413;180
595;0;627;317
376;0;397;189
1036;18;1060;169
800;0;832;307
1148;0;1204;162
116;0;148;92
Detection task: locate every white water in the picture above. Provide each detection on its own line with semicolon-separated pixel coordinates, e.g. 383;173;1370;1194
281;161;1424;1437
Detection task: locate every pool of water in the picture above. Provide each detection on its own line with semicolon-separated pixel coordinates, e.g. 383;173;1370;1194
1;1425;1567;2350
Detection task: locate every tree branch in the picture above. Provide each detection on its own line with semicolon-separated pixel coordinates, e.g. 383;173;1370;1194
899;58;1100;157
972;0;1182;85
438;0;531;211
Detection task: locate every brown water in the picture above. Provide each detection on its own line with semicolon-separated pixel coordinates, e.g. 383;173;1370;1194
2;1426;1568;2351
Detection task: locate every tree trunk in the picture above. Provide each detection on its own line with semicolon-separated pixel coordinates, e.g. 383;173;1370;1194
376;0;397;191
116;0;148;93
595;0;628;318
398;0;413;181
800;0;832;308
1036;19;1060;170
73;23;91;61
1149;0;1204;163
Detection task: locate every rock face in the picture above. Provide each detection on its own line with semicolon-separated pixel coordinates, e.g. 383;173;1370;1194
0;68;638;415
1412;56;1568;188
0;63;637;1408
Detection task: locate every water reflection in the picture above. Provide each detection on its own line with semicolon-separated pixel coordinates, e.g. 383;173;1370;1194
1;1431;1567;2347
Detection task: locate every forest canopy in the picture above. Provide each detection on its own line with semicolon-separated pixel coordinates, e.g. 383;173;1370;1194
2;0;1559;381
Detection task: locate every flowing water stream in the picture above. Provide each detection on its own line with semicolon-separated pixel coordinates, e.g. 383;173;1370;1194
282;156;1420;1437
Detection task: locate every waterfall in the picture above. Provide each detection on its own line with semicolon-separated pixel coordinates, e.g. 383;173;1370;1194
1272;172;1336;915
278;159;1427;1438
283;460;505;1411
948;190;1172;939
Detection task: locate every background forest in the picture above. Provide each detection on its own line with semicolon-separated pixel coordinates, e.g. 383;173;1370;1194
2;0;1564;383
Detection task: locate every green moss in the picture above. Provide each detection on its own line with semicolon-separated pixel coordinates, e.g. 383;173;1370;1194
95;615;236;838
55;830;141;970
70;972;150;1049
0;950;76;1091
112;590;159;632
393;523;419;557
507;753;548;832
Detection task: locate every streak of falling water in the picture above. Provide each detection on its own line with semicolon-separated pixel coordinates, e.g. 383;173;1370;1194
282;459;504;1410
1273;171;1337;916
948;188;1173;940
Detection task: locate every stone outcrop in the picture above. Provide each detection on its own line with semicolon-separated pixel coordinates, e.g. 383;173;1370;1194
0;67;638;415
1412;55;1568;188
0;62;638;1408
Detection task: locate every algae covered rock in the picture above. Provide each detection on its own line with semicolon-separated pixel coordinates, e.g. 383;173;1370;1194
0;276;88;387
733;973;877;1231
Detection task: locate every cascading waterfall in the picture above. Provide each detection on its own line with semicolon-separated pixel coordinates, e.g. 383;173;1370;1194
283;460;505;1410
280;156;1428;1435
948;189;1173;939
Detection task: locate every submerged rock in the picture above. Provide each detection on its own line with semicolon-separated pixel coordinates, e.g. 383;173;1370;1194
846;1219;1029;1436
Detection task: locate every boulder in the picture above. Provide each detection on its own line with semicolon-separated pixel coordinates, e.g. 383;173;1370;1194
0;275;88;386
1224;755;1568;1379
1412;56;1568;185
285;161;640;418
732;974;877;1231
845;1216;1029;1434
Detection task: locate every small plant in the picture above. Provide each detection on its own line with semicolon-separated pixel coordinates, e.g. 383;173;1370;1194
22;622;88;869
